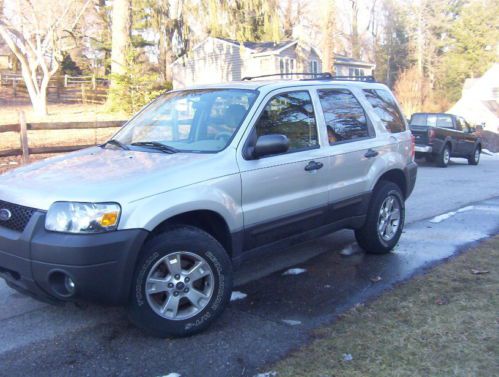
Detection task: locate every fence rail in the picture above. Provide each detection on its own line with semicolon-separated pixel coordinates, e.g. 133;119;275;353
0;73;110;104
0;118;126;159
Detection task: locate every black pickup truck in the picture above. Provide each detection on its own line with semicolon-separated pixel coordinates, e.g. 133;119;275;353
409;113;482;167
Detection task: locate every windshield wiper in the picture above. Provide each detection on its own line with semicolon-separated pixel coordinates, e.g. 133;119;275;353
131;141;179;154
101;139;130;150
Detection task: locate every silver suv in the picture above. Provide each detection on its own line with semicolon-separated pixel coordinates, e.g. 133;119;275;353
0;76;417;336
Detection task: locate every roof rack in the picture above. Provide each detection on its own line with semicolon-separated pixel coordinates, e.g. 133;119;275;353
241;72;376;83
241;72;333;81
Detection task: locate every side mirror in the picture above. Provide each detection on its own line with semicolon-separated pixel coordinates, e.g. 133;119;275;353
252;134;289;158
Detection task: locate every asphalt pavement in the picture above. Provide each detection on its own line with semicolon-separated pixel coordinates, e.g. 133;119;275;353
0;155;498;377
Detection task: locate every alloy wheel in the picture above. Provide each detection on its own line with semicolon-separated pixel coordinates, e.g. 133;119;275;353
145;251;214;321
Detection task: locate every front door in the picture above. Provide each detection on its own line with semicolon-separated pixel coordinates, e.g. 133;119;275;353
237;89;330;250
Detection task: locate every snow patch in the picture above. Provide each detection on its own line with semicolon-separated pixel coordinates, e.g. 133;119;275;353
430;205;475;223
230;291;247;301
160;374;181;377
457;205;474;212
254;372;277;377
282;268;306;276
340;244;359;256
282;319;302;326
342;353;353;361
430;211;457;223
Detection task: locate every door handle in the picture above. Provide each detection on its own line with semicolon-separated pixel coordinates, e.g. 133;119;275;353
364;149;379;158
304;161;324;171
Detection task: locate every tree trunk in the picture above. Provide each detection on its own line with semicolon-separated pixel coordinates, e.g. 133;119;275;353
351;0;360;59
110;0;132;76
322;0;336;73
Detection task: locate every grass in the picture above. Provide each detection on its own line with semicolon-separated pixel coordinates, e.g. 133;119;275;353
271;236;499;377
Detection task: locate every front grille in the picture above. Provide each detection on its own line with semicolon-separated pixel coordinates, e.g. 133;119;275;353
0;200;36;232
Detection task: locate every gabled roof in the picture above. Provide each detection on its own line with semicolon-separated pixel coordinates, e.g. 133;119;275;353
215;37;296;53
334;53;374;68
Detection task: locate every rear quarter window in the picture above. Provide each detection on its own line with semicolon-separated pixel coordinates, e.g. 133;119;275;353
363;89;406;133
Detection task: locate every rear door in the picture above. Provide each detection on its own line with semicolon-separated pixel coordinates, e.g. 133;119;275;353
313;87;382;220
236;89;330;250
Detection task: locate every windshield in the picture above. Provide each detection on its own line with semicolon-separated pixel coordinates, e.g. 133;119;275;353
113;89;258;153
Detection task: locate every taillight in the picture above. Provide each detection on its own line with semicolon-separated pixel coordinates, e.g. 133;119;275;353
428;128;436;141
410;134;415;160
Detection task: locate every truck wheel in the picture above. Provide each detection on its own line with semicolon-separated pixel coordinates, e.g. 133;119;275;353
436;144;451;167
468;146;480;165
355;181;405;254
128;226;233;337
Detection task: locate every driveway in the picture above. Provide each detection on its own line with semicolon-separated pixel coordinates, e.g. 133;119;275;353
1;155;499;377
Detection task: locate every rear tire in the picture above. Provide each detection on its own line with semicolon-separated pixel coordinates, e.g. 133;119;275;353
468;146;480;165
355;181;405;254
128;226;233;337
436;144;451;167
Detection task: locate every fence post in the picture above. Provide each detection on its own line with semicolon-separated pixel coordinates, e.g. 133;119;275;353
19;111;29;164
91;74;96;90
13;78;17;97
64;74;68;87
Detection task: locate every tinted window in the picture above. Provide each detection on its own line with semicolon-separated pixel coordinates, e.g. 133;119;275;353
410;114;454;129
363;89;406;133
255;91;318;153
318;89;370;144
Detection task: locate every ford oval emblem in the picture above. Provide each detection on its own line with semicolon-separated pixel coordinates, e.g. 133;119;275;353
0;208;12;221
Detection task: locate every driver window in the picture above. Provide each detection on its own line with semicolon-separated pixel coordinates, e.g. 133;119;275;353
254;91;318;153
206;95;252;140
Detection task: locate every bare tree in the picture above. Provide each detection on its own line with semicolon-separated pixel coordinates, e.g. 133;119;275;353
0;0;92;115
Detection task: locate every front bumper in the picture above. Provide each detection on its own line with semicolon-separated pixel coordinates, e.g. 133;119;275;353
0;211;148;305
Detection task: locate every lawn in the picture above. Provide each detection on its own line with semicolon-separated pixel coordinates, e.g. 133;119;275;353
270;236;499;377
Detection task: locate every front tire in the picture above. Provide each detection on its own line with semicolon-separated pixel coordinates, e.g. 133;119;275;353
468;146;480;165
128;226;233;337
355;181;405;254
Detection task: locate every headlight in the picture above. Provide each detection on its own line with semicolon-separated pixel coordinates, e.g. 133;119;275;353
45;202;121;233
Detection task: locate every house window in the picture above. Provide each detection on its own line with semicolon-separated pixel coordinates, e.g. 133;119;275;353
279;58;295;78
310;60;318;75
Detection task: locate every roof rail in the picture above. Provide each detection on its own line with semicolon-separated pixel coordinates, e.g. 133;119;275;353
241;72;376;83
241;72;333;81
326;75;376;83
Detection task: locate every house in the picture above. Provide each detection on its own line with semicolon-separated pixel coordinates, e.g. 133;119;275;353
171;37;375;89
0;40;13;71
333;54;376;77
448;63;499;133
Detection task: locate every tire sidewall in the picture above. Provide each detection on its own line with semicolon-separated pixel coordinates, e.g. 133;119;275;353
129;228;232;337
438;145;450;167
375;187;405;249
469;146;480;165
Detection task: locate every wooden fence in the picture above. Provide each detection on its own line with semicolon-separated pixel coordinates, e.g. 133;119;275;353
0;116;126;161
0;73;110;104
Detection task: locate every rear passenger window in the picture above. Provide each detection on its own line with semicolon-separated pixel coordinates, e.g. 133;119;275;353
317;89;370;144
255;91;318;153
363;89;406;133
